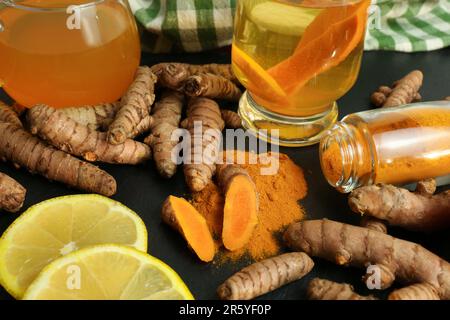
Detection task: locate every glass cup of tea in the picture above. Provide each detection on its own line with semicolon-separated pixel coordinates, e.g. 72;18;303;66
0;0;140;108
232;0;370;146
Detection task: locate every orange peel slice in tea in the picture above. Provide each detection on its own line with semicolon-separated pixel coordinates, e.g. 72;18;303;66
232;46;288;104
268;0;370;94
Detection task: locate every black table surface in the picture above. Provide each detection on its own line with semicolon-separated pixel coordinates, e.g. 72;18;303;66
1;48;449;300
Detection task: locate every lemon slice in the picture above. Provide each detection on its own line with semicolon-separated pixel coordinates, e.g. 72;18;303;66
23;245;193;300
232;45;287;101
249;2;320;36
0;195;148;298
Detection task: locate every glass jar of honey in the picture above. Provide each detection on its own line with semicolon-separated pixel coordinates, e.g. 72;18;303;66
320;101;450;193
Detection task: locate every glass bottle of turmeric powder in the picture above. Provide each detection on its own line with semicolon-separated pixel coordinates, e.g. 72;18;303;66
320;101;450;193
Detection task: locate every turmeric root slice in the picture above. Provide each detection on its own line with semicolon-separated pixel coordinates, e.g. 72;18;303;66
218;164;258;251
349;184;450;232
0;172;26;213
284;219;450;300
0;101;22;127
27;105;151;165
0;122;116;196
108;66;157;145
161;195;216;262
217;252;314;300
308;278;377;300
60;102;120;131
183;73;243;102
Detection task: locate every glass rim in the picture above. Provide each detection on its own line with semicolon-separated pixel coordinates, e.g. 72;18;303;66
0;0;107;12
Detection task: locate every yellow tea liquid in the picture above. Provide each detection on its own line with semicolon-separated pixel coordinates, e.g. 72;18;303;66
0;0;140;108
233;0;368;117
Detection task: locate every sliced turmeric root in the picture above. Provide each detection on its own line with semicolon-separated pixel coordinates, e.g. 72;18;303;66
232;45;288;105
269;0;370;94
162;196;216;262
218;165;258;252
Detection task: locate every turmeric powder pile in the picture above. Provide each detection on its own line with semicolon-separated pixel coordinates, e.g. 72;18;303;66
191;152;307;262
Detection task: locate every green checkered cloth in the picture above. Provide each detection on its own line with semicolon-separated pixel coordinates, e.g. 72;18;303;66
130;0;450;53
365;0;450;52
130;0;236;52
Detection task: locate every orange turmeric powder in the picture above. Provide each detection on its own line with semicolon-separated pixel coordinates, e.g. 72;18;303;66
374;108;450;184
191;152;307;262
321;142;345;186
321;104;450;190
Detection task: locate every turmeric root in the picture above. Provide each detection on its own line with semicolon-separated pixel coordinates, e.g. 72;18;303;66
189;64;237;83
161;195;216;262
183;98;225;192
0;101;22;127
27;105;151;165
284;219;450;300
307;278;377;300
60;102;120;131
144;91;184;178
217;164;258;251
217;252;314;300
370;70;423;107
221;110;242;129
60;102;152;135
370;85;393;106
389;283;440;300
151;63;237;86
153;63;191;91
349;183;450;232
183;74;242;101
372;86;420;107
360;216;387;234
0;172;26;213
0;122;116;196
416;178;437;196
132;115;154;138
108;66;157;144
